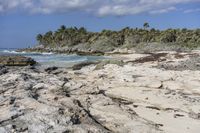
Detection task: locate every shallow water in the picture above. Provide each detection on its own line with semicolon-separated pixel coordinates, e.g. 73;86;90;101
0;48;106;67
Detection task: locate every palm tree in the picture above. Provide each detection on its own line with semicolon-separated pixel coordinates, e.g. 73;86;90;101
79;27;87;34
36;34;43;44
60;25;66;31
143;22;150;30
143;22;150;43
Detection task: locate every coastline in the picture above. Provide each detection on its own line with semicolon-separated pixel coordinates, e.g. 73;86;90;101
0;48;109;68
1;50;200;132
1;2;200;132
17;47;106;56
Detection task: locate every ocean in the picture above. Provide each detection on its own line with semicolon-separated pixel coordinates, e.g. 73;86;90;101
0;48;106;67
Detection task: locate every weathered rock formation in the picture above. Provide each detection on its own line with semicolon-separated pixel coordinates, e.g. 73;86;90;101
0;51;200;133
0;56;36;66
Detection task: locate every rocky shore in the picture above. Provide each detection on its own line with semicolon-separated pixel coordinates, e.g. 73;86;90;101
0;56;36;66
17;46;106;56
1;51;200;133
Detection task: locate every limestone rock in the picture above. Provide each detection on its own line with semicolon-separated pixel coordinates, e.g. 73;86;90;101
0;65;8;75
0;55;36;66
1;51;200;133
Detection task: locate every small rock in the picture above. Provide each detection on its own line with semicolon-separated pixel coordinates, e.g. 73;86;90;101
0;65;8;75
72;61;98;70
9;97;16;105
45;66;58;73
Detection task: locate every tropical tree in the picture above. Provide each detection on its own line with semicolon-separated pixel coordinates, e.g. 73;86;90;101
143;22;150;30
35;25;200;49
160;29;177;43
60;25;66;31
79;27;87;34
36;34;43;44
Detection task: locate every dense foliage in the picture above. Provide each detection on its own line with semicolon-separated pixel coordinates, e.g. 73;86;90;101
36;24;200;51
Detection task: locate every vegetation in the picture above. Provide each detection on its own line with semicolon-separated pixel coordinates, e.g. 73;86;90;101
36;23;200;52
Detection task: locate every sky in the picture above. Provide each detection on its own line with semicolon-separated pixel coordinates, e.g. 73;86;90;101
0;0;200;48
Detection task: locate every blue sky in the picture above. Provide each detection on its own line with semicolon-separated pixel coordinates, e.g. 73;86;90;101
0;0;200;48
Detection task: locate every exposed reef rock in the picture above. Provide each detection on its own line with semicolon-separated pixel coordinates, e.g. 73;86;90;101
0;65;8;75
1;51;200;133
72;61;99;70
0;56;36;66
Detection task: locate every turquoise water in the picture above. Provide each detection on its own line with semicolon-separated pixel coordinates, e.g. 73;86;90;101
0;48;105;67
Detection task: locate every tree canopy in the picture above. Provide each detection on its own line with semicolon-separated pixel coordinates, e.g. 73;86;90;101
35;24;200;49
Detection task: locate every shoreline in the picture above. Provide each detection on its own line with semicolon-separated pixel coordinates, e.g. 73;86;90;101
1;50;200;132
17;47;106;56
0;49;110;68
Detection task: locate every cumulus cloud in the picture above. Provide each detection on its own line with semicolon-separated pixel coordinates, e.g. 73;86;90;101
0;0;200;16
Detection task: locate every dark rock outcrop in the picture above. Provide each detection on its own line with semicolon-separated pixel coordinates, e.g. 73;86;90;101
0;56;37;66
0;65;8;75
72;61;99;70
45;66;58;73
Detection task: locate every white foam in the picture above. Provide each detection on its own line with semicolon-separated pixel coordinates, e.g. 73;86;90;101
2;50;26;54
0;49;105;67
3;50;16;53
41;52;54;55
27;51;54;55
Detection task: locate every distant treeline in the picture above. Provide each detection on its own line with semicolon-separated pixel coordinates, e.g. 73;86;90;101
36;23;200;51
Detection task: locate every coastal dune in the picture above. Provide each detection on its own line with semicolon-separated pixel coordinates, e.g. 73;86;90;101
0;51;200;132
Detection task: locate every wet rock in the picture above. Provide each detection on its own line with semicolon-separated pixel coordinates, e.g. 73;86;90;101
0;55;36;66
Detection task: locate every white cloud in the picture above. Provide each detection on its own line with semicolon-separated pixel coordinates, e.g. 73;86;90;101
0;5;3;12
0;0;200;16
0;0;33;12
98;4;152;16
184;8;200;13
149;7;176;14
31;0;96;14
